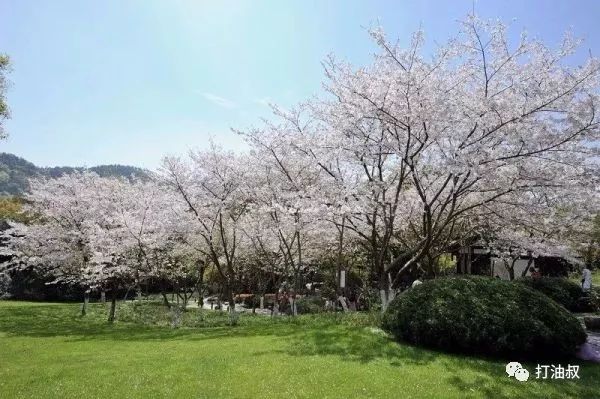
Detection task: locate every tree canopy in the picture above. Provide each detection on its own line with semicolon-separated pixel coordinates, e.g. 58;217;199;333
2;16;599;315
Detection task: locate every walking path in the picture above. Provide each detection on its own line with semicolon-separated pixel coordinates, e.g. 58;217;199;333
577;332;600;363
576;315;600;363
185;299;272;315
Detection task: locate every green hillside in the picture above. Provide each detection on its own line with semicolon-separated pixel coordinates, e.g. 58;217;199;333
0;153;149;196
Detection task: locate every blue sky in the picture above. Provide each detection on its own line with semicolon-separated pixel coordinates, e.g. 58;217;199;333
1;0;599;169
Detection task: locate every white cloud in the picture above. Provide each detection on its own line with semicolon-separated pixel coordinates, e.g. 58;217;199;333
253;96;272;107
200;92;237;109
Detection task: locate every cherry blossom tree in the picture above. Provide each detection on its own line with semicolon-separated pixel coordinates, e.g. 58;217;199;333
3;173;160;321
162;145;251;320
4;172;108;315
5;15;600;317
257;16;600;309
239;125;329;314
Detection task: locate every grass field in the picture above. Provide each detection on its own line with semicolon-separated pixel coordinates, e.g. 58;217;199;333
1;300;599;398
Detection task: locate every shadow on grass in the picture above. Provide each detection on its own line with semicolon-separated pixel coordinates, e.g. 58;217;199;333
0;301;299;342
267;326;438;365
277;325;600;399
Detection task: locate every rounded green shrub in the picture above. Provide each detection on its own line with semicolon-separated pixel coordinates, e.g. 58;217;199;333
296;296;326;314
382;276;586;358
515;277;599;312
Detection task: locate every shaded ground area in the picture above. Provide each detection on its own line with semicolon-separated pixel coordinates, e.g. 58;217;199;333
577;331;600;362
575;314;600;362
1;301;600;398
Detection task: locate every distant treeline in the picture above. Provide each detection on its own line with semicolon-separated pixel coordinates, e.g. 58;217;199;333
0;152;149;196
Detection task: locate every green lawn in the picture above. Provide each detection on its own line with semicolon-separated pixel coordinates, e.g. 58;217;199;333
0;301;599;398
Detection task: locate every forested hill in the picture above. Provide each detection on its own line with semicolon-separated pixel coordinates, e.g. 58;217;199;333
0;153;149;196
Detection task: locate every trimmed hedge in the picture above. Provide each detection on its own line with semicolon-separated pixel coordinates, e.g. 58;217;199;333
382;276;586;358
515;277;599;312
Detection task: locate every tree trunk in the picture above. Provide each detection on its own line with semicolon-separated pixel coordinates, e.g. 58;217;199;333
379;289;386;311
123;285;131;301
379;289;395;312
521;255;534;278
289;295;298;316
136;280;142;302
108;289;117;323
502;259;516;281
196;259;205;308
379;272;396;312
272;292;280;317
100;290;106;303
228;291;237;325
336;217;346;313
81;291;89;316
508;259;517;280
161;292;171;309
338;296;349;312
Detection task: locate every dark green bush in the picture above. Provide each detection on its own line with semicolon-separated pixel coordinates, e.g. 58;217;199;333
296;296;326;314
575;290;600;313
382;276;586;358
515;277;599;312
247;295;262;309
360;288;382;312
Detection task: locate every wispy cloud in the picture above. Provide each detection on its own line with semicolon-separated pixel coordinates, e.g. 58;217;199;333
200;92;237;109
253;96;272;107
